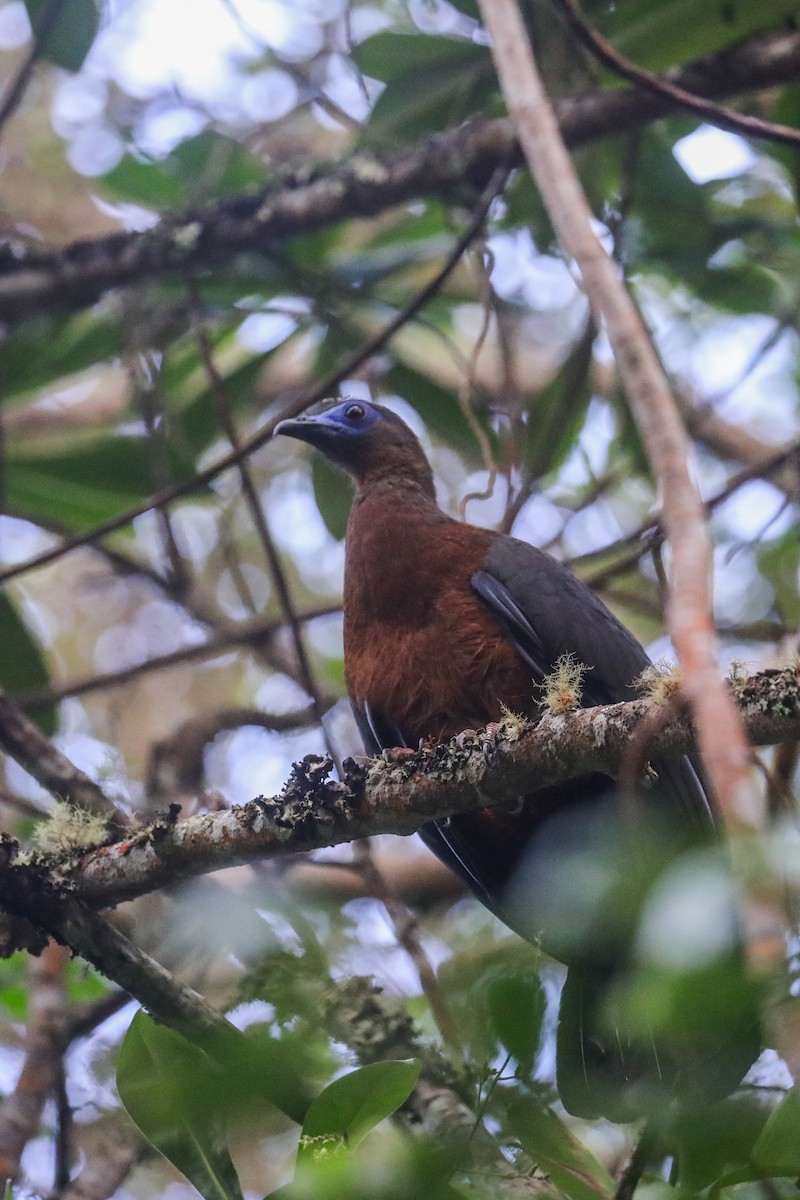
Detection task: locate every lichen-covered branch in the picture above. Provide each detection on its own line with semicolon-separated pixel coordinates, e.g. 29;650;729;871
17;667;800;913
0;30;798;323
0;837;237;1044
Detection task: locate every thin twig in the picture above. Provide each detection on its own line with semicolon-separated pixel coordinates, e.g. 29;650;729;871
458;241;500;520
0;0;68;139
0;941;69;1182
133;363;189;595
579;438;800;588
554;0;800;148
52;1061;71;1194
52;1120;141;1200
614;1120;658;1200
352;839;460;1050
187;275;341;768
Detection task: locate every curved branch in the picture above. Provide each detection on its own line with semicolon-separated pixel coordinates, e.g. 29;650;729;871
554;0;800;147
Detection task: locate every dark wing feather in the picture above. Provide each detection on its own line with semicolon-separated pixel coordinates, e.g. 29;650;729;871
353;700;407;757
352;700;512;917
474;537;715;831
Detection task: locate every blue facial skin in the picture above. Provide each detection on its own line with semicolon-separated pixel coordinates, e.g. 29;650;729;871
274;399;385;455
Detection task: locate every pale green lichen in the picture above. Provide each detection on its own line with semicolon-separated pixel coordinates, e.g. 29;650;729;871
541;654;588;715
636;658;682;705
30;802;108;854
498;706;528;741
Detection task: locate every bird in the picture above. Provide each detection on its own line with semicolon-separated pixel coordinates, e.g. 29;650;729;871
275;397;759;1120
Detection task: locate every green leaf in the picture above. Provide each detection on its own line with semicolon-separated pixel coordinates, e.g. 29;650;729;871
438;939;545;1066
758;532;800;627
170;132;265;201
298;1060;420;1163
486;970;546;1071
1;313;122;403
5;432;198;532
508;1097;614;1200
669;1094;769;1190
311;453;352;541
101;156;187;210
752;1087;800;1174
0;593;55;735
24;0;99;72
355;32;495;146
116;1011;244;1200
599;0;800;75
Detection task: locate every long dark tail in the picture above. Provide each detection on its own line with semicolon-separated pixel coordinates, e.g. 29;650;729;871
558;963;663;1121
557;962;761;1122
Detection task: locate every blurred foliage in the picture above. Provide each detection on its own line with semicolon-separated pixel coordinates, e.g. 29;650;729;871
1;0;800;1198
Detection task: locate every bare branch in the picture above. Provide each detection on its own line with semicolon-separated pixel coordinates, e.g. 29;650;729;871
554;0;800;147
0;166;506;590
0;0;68;139
479;0;759;839
0;692;121;821
0;941;68;1182
12;606;340;711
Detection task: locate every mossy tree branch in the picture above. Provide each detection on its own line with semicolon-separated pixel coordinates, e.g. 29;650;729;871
8;666;799;915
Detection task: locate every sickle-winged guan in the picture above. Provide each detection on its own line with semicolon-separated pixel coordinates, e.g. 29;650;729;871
275;398;758;1120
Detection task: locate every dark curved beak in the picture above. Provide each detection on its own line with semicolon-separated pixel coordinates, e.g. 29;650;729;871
274;416;308;438
274;411;339;449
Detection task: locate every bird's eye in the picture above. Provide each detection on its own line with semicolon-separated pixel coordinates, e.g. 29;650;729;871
344;403;366;422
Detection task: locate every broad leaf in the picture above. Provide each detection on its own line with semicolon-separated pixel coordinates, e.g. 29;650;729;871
486;970;546;1072
752;1087;800;1174
0;593;55;734
355;32;495;145
117;1011;244;1200
298;1060;420;1163
600;0;800;74
24;0;99;72
508;1097;614;1200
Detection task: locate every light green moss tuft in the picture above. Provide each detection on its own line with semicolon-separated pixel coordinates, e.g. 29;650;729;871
541;654;589;715
31;802;108;854
635;658;682;705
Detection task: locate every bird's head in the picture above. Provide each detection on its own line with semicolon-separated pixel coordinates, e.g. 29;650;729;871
274;398;435;495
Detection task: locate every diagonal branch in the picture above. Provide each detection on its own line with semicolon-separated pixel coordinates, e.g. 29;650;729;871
554;0;800;147
0;691;122;821
0;166;507;590
479;0;759;836
0;29;798;325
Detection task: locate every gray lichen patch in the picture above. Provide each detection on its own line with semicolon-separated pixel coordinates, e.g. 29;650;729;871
253;754;367;844
730;664;800;718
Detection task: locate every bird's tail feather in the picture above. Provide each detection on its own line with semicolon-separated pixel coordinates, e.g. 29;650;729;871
557;962;761;1122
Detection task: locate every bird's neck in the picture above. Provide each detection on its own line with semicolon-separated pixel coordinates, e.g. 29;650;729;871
344;479;451;625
